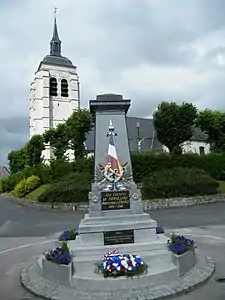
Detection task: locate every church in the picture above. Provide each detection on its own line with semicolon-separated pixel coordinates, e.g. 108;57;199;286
29;16;209;162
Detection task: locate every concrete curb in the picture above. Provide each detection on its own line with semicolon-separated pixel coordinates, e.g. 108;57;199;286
21;251;215;300
4;193;225;212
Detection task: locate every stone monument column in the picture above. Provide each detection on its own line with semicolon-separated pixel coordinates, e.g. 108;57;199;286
89;93;143;217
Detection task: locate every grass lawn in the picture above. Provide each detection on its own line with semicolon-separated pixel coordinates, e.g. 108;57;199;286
26;184;51;200
218;181;225;194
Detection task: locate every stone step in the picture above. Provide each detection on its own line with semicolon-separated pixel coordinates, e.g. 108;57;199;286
82;212;153;224
79;220;157;233
69;235;168;255
101;209;134;216
72;259;178;292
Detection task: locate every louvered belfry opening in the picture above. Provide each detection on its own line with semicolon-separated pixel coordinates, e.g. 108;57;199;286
49;77;58;96
61;78;68;97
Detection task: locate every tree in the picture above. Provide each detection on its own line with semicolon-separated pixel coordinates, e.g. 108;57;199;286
196;110;225;152
65;109;93;158
153;102;198;154
43;123;69;160
26;134;45;166
8;146;27;173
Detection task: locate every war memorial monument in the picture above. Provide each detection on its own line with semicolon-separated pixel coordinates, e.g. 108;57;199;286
21;94;215;300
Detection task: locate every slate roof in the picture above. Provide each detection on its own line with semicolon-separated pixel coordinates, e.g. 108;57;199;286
0;166;10;178
85;116;207;152
39;55;75;69
37;15;76;71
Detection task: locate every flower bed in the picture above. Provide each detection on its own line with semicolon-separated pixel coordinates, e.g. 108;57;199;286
167;234;196;275
96;250;148;278
58;229;78;241
167;233;195;255
156;225;164;234
45;242;72;265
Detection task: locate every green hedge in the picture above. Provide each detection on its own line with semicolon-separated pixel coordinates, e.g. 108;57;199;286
1;165;51;193
2;152;225;195
141;167;219;199
131;152;225;182
37;172;92;203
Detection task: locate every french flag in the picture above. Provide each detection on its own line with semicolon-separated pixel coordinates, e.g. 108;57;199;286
107;121;120;171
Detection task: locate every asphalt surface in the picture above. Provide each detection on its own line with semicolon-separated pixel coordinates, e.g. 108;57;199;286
0;196;225;299
1;197;225;237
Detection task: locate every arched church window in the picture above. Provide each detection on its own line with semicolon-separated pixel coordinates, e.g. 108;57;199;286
61;79;69;97
49;77;58;96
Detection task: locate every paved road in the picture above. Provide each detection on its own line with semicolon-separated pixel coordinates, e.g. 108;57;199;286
1;196;225;237
0;195;225;299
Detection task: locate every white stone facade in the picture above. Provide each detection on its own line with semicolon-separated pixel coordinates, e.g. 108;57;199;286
162;140;210;154
29;63;80;162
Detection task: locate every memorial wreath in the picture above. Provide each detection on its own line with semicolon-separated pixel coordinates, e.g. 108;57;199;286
96;250;148;278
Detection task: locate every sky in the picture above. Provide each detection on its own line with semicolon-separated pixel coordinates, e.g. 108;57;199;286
1;0;225;165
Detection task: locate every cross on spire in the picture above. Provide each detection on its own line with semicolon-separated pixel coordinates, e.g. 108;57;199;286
54;6;57;17
50;6;61;56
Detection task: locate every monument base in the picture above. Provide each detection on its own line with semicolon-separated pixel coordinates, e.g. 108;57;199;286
21;250;215;300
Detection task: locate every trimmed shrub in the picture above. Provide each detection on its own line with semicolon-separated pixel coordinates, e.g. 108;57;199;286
13;178;27;197
38;172;92;203
13;175;41;198
141;167;219;199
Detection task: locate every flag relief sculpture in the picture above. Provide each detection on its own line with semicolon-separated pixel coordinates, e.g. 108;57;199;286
21;94;214;300
96;120;127;190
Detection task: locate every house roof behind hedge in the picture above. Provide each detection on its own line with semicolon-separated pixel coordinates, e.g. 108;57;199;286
0;166;10;178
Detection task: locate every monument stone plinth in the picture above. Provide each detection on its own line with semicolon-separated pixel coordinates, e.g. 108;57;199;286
69;94;175;282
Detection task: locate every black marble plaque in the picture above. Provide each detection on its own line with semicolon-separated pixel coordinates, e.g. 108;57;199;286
101;190;130;210
103;230;134;245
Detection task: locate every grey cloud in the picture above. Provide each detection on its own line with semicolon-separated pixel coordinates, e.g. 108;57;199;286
0;116;28;165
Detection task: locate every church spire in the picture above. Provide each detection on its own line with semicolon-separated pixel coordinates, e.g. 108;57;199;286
50;7;61;56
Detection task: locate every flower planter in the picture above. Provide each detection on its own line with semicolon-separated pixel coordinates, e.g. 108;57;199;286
41;257;73;286
171;249;196;276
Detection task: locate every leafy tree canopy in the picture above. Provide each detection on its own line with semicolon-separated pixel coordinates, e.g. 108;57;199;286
153;102;198;153
196;109;225;152
43;123;69;160
8;146;27;174
65;109;93;158
26;134;45;166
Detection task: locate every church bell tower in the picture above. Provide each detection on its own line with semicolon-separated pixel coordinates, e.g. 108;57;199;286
29;10;80;161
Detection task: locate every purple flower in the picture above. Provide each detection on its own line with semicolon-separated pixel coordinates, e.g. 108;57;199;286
45;246;72;265
167;234;195;255
156;225;164;234
58;229;77;241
